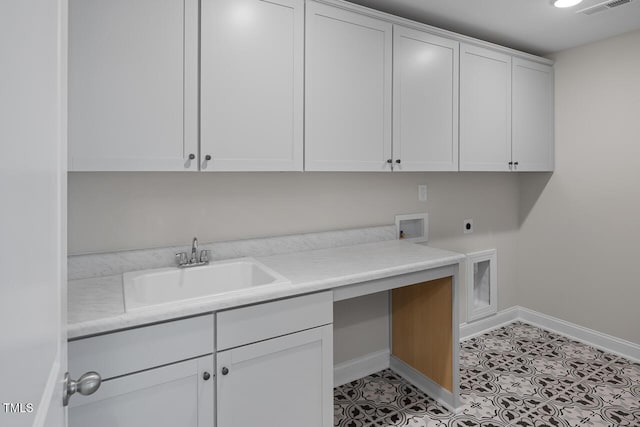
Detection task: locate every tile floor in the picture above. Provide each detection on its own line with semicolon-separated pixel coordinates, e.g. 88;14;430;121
334;322;640;426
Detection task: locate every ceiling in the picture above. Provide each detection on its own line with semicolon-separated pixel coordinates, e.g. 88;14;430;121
345;0;640;56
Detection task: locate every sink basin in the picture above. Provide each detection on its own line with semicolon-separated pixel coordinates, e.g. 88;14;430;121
123;257;290;312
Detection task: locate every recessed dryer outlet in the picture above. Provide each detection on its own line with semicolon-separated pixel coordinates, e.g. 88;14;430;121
466;249;497;321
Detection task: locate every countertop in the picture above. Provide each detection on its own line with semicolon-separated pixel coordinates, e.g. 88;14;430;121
68;240;465;339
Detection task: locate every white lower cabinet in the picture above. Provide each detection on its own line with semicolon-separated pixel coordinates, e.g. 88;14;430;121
68;295;333;427
216;292;333;427
68;315;215;425
217;325;333;427
69;355;214;427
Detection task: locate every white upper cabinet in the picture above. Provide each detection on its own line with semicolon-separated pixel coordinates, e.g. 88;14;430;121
68;0;198;171
392;26;459;171
200;0;304;171
459;44;512;172
512;58;554;172
69;0;553;174
305;2;393;171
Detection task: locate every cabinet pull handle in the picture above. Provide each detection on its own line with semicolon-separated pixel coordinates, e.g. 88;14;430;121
203;371;211;381
386;159;392;164
508;161;513;166
514;161;519;166
188;153;196;160
205;154;212;161
395;159;401;164
221;367;229;375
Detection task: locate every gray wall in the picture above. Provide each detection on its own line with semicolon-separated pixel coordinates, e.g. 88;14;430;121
518;30;640;345
68;171;520;363
68;30;640;364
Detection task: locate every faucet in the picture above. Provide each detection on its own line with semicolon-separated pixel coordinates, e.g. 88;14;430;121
176;237;210;268
190;237;198;263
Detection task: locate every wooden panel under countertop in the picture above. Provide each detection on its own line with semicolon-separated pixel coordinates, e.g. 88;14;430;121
392;276;453;392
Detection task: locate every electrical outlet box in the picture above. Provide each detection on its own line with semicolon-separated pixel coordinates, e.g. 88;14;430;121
463;219;474;234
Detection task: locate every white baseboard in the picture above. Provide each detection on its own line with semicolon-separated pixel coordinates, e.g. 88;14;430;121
334;349;390;387
389;355;458;412
459;306;520;340
517;306;640;363
461;305;640;363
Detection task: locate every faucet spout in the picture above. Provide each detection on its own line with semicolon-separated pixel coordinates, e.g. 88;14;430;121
191;237;198;262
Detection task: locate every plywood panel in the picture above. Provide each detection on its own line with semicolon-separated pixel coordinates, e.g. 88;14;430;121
392;277;453;391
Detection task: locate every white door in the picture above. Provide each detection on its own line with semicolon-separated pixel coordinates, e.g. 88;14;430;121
201;0;304;171
512;58;555;172
0;1;68;427
69;356;214;427
217;325;333;427
393;25;459;171
305;1;393;171
459;44;512;172
68;0;199;171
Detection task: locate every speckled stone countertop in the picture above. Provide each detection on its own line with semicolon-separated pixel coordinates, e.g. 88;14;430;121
68;240;464;339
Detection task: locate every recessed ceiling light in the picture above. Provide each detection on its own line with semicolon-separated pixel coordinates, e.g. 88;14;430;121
554;0;584;7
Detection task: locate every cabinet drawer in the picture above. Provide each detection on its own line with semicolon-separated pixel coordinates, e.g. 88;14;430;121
217;292;332;350
69;314;214;380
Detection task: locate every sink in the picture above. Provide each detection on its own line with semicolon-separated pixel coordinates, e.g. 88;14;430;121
123;257;290;312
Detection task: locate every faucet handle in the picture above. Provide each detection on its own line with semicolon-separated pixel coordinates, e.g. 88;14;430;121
199;250;209;263
175;252;188;266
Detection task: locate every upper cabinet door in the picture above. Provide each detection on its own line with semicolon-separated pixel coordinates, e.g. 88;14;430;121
305;2;393;171
512;58;554;172
68;0;199;171
393;26;459;172
201;0;304;172
459;44;512;172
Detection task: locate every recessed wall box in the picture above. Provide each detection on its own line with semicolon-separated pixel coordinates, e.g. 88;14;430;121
466;249;497;322
395;213;429;243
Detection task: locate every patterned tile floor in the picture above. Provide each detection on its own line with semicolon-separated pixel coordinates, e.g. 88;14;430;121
334;322;640;426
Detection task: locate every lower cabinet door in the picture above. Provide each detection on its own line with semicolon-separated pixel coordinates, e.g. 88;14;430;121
217;325;333;427
69;355;214;427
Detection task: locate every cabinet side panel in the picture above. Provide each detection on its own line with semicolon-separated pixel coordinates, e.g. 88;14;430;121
392;277;453;391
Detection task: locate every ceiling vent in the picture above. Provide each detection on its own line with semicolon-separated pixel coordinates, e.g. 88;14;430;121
577;0;633;15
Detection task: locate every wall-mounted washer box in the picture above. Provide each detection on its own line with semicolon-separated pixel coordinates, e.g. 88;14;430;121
395;213;428;243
